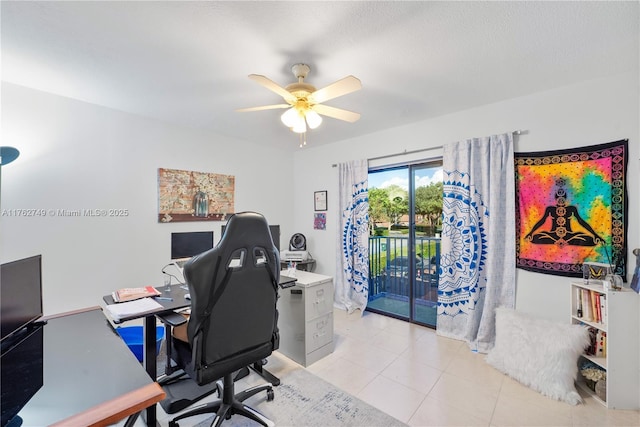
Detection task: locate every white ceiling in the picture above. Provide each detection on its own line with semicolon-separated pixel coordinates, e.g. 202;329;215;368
2;1;638;150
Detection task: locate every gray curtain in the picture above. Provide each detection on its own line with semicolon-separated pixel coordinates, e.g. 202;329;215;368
436;133;516;353
335;159;369;314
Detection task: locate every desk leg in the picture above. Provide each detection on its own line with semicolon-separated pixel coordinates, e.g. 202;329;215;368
143;316;159;426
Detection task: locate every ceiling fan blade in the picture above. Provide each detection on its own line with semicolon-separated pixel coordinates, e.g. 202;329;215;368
313;104;361;123
235;104;290;112
309;76;362;104
248;74;296;103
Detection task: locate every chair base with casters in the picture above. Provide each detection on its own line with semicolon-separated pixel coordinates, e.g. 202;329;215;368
159;366;250;414
168;372;275;427
159;360;279;414
250;359;280;386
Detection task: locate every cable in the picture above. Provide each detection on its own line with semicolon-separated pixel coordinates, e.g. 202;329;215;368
161;262;186;285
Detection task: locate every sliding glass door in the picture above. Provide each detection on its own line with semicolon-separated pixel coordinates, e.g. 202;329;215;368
410;163;442;327
367;161;442;328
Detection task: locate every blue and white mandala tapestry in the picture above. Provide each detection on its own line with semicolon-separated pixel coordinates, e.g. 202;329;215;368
341;180;369;306
438;170;489;317
336;160;369;314
436;134;515;352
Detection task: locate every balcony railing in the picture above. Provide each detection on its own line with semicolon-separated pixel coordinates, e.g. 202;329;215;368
368;234;441;302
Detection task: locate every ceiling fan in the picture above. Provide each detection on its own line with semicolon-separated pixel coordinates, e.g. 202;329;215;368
236;64;362;137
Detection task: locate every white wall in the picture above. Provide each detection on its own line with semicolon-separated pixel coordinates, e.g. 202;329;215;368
291;72;639;324
2;71;637;406
0;83;294;315
2;72;638;324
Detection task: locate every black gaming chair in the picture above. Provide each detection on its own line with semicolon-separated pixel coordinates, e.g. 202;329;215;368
167;212;280;427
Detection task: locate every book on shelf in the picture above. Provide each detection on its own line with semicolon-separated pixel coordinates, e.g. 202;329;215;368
582;289;593;322
112;285;161;302
576;288;583;317
595;330;607;358
586;327;597;355
585;327;607;357
590;290;599;323
599;294;607;325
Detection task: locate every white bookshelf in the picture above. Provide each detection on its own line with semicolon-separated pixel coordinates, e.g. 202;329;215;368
570;281;639;409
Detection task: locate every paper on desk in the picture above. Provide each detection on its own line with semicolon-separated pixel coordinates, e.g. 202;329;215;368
104;297;164;321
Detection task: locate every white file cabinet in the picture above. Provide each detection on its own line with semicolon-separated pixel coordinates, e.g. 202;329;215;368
277;271;333;367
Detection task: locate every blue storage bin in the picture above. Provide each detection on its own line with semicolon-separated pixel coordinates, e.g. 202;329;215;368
116;326;164;362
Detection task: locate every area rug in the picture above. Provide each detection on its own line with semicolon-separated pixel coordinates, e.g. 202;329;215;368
192;368;407;427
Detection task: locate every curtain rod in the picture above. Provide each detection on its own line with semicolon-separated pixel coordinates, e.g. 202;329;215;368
332;129;526;167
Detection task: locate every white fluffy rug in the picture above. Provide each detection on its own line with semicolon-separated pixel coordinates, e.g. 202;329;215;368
486;307;590;405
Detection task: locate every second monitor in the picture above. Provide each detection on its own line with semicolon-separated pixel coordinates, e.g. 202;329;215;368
171;231;215;262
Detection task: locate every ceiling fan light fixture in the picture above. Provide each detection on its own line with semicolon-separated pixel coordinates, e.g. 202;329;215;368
282;107;309;133
305;110;322;129
280;108;299;127
292;118;307;133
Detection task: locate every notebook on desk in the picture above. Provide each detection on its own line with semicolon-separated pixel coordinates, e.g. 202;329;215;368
104;298;164;322
112;286;161;303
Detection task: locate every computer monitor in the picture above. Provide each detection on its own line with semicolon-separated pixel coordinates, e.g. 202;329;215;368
221;224;280;252
269;225;280;252
171;231;215;260
0;255;43;343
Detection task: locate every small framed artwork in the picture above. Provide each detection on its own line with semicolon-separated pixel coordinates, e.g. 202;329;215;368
314;191;327;211
314;213;326;230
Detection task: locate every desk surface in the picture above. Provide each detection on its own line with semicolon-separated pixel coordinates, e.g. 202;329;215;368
103;278;298;322
103;284;191;323
15;307;164;427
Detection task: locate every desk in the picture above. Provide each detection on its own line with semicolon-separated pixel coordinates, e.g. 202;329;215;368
103;284;190;426
14;307;165;427
103;277;296;425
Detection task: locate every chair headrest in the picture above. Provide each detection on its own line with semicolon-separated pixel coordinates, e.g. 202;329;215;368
217;212;277;262
183;211;279;303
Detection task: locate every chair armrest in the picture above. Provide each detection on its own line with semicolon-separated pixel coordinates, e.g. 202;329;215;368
156;311;188;327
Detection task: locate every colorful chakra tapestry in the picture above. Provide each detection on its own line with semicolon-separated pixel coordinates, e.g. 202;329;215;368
515;140;628;280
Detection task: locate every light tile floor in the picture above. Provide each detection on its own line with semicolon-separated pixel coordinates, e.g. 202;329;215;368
130;309;640;427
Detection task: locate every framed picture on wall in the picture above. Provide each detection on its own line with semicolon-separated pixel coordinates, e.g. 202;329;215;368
314;191;327;211
314;213;326;230
157;168;235;223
